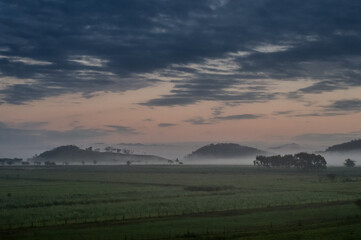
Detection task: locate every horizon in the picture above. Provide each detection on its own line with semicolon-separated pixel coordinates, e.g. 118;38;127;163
1;1;361;159
3;140;361;167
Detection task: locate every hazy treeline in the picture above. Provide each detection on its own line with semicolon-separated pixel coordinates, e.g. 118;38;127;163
0;158;22;165
254;152;327;169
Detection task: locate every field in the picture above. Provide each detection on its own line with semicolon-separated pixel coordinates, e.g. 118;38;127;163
1;165;361;239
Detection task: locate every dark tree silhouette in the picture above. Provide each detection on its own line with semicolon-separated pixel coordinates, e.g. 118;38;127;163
254;153;326;169
344;158;356;167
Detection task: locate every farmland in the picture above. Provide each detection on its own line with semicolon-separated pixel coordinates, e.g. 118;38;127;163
1;165;361;239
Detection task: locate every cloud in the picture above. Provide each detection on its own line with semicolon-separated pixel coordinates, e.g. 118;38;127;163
141;97;197;107
324;99;361;112
285;99;361;117
143;118;153;122
273;110;294;116
0;122;140;150
0;84;68;105
212;106;224;117
140;74;278;106
184;117;213;125
293;131;361;145
0;74;152;104
0;122;108;146
158;123;177;127
0;47;10;52
298;81;348;94
292;112;344;117
0;122;120;157
1;0;361;106
253;44;292;53
0;55;53;65
69;55;109;67
184;113;262;124
17;121;48;129
106;125;140;135
215;114;263;120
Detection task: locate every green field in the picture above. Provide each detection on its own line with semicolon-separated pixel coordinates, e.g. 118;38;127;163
1;165;361;239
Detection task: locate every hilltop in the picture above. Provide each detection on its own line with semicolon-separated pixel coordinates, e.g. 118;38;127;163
325;139;361;152
33;145;169;165
185;143;266;160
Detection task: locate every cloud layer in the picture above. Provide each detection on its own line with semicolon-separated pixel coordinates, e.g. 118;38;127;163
0;0;360;107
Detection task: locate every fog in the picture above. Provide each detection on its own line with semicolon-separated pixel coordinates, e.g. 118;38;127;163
183;157;256;165
1;141;360;167
322;151;361;166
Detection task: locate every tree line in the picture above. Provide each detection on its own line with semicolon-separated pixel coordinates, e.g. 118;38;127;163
0;158;22;165
254;152;327;169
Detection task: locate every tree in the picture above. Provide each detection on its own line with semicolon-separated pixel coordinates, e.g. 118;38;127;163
344;158;356;167
105;146;115;152
122;149;134;154
254;153;326;169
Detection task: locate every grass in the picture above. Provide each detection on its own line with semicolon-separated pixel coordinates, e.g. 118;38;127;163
0;165;361;239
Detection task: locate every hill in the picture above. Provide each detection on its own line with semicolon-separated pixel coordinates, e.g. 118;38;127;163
325;139;361;152
33;145;169;165
269;143;301;150
185;143;266;160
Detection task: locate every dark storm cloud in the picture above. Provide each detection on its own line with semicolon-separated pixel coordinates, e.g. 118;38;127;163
1;0;361;104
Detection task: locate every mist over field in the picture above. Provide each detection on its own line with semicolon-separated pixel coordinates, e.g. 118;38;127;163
322;151;361;166
2;140;360;166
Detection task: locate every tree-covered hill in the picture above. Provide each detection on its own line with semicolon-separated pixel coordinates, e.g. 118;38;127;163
326;139;361;152
185;143;266;160
33;145;169;165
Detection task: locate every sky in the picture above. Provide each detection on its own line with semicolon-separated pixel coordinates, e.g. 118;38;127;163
1;0;361;158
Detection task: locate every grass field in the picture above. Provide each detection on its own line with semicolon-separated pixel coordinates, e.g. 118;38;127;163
1;165;361;239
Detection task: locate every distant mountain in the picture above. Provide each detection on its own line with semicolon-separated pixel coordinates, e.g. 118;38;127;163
185;143;266;160
269;143;301;150
325;139;361;152
33;145;169;165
